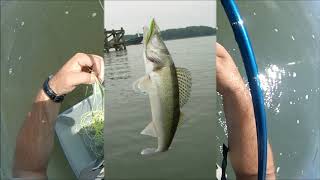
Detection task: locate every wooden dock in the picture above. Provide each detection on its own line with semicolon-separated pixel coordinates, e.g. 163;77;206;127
104;28;126;53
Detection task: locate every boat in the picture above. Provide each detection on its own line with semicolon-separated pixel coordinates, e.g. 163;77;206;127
125;34;143;45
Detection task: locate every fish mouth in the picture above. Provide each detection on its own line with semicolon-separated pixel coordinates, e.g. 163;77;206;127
144;19;162;65
145;18;156;45
143;19;170;68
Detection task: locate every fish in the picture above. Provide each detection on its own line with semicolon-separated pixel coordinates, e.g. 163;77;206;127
133;19;192;155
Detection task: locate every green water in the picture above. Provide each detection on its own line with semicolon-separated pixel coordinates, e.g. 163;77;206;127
1;1;103;179
104;36;216;179
217;1;320;179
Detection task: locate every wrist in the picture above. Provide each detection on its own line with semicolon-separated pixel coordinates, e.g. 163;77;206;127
36;89;51;102
48;75;62;96
43;75;66;103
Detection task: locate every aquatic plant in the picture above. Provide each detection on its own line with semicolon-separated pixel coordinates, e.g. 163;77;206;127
79;76;104;159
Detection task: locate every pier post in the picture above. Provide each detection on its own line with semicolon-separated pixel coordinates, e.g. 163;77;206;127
104;27;126;53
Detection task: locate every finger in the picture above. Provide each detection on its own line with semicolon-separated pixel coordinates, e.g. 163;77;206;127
88;54;104;82
100;59;104;82
70;72;97;86
74;53;94;68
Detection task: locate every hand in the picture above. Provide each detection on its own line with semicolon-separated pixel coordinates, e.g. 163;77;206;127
49;53;104;95
216;42;245;95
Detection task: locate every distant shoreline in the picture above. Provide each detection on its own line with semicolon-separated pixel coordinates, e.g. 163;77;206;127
124;26;216;42
163;34;216;42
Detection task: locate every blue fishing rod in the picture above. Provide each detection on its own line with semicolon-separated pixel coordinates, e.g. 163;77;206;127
221;0;268;180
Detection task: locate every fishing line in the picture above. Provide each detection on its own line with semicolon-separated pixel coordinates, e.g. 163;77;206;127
98;0;104;11
221;0;268;179
80;76;104;159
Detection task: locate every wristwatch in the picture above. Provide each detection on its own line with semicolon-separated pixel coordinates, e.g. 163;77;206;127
43;75;66;103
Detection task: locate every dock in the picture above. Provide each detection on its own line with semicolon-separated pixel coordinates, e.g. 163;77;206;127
104;28;126;53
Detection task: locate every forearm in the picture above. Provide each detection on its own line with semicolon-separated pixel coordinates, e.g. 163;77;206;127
12;53;103;178
13;89;60;178
222;84;275;179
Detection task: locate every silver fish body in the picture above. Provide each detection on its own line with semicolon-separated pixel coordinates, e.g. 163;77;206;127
146;65;180;153
134;19;191;155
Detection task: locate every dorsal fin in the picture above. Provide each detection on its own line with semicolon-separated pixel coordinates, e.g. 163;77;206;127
176;67;192;107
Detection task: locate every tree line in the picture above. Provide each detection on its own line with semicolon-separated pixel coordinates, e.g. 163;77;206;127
124;26;216;41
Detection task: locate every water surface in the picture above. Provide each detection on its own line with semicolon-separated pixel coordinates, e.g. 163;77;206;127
217;1;320;179
1;1;103;179
105;36;216;179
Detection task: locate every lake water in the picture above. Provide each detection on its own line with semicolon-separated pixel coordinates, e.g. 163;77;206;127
104;36;216;179
1;1;103;179
217;1;320;179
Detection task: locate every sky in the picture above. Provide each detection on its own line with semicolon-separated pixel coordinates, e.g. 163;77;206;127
105;1;216;34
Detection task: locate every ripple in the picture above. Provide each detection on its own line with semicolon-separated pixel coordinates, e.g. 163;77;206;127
292;72;297;78
258;64;285;113
287;62;296;66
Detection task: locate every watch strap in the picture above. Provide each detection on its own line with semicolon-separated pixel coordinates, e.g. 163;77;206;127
43;75;65;103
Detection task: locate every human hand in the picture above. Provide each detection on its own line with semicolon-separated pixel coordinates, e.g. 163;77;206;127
216;42;245;95
49;53;104;95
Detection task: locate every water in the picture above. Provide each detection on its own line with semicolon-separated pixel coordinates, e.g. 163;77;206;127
104;36;216;179
1;1;103;179
217;1;320;179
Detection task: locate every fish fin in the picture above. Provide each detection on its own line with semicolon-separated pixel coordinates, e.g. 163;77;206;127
177;111;185;127
176;67;192;107
132;75;152;94
141;148;158;155
140;121;157;138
